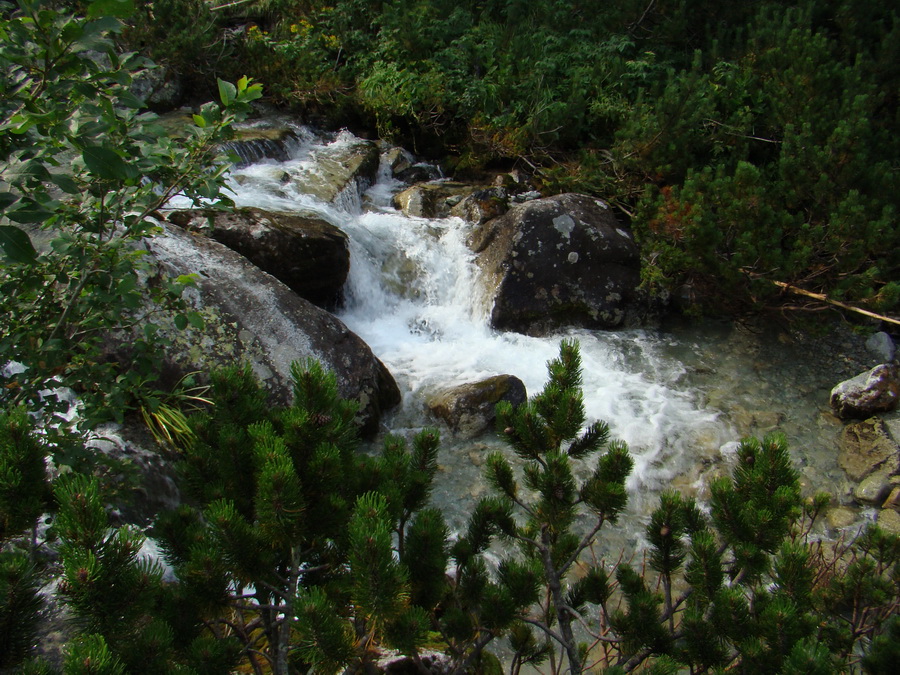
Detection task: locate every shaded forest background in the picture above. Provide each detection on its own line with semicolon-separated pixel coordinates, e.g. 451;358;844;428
123;0;900;318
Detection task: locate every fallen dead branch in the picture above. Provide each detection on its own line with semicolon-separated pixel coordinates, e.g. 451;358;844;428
769;279;900;326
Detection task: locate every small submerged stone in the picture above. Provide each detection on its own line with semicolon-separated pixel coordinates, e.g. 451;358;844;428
877;508;900;535
825;505;858;530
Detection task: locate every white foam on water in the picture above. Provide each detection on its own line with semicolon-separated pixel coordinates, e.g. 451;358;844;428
184;127;735;526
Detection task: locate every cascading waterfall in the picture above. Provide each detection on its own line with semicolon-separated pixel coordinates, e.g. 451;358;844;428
209;125;737;539
204;122;863;542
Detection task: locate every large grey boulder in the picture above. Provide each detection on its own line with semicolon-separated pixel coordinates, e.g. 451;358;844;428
469;193;642;334
130;64;183;111
168;207;349;309
830;364;900;420
426;375;526;438
866;331;897;363
110;223;399;437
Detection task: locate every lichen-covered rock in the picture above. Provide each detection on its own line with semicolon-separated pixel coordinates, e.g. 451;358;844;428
108;223;399;437
168;207;349;309
830;364;900;420
426;374;526;438
882;485;900;510
291;132;379;203
825;505;858;530
838;417;900;481
469;193;643;334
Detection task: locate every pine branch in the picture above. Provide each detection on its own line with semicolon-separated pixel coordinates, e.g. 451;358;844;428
560;517;606;576
521;616;565;645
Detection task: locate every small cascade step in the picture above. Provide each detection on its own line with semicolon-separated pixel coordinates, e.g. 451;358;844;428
222;132;302;166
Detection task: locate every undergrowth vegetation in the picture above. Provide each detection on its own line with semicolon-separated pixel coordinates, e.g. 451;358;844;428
119;0;900;317
2;347;899;673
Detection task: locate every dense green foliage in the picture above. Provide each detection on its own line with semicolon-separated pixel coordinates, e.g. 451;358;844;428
124;0;900;316
0;0;260;440
2;344;900;672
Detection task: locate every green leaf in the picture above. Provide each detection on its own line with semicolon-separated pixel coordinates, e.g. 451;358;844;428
50;174;81;195
6;114;34;134
186;312;205;329
5;200;54;224
217;79;237;106
0;226;38;263
82;146;139;182
0;192;17;210
117;90;145;109
192;114;207;129
87;0;135;19
5;160;51;185
174;314;188;330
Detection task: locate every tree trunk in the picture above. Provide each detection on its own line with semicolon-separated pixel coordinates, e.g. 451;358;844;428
275;547;302;675
540;529;582;674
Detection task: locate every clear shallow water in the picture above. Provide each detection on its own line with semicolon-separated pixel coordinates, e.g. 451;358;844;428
206;124;877;545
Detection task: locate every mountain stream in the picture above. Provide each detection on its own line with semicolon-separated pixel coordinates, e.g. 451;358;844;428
197;123;880;551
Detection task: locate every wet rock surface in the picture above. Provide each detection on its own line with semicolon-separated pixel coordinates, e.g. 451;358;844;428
450;187;510;226
223;126;304;165
107;222;399;437
291;134;379;202
392;181;481;218
830;364;900;420
469;193;644;334
838;417;900;481
426;375;526;438
168;207;350;309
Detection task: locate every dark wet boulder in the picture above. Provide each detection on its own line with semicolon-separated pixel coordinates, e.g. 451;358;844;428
168;207;349;309
469;193;643;334
830;364;900;420
382;146;442;183
426;375;526;438
107;222;399;437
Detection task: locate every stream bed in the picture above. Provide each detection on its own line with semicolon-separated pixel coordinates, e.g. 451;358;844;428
210;122;883;549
